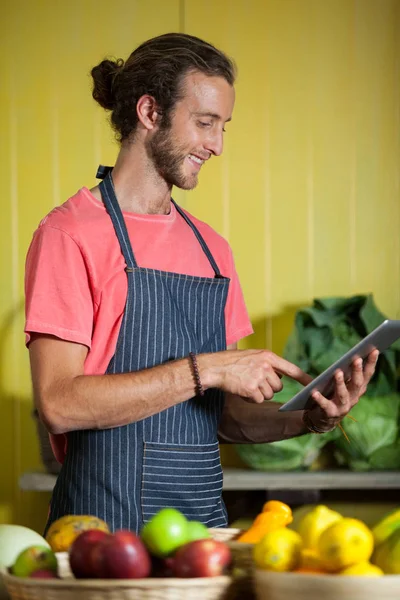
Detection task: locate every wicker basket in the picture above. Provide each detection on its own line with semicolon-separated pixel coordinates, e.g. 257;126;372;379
1;530;247;600
254;568;400;600
210;528;253;571
210;528;254;600
2;570;233;600
209;528;242;543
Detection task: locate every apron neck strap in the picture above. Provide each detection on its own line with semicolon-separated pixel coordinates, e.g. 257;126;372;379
96;165;223;278
172;200;223;277
98;168;138;270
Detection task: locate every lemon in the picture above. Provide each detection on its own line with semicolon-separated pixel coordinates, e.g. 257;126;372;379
338;561;383;576
318;518;374;572
253;528;302;572
296;505;342;550
299;548;323;571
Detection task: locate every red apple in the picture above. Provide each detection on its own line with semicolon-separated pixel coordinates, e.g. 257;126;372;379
151;555;175;578
30;569;59;579
69;529;110;578
171;539;231;578
93;530;151;579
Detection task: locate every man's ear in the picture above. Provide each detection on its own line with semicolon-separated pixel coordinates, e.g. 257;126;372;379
136;95;161;130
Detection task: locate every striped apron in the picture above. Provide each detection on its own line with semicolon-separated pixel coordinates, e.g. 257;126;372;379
45;168;230;534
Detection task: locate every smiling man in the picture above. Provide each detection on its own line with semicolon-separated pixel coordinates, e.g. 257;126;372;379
25;33;377;535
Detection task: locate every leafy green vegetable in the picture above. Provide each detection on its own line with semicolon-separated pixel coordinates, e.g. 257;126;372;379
369;442;400;470
235;375;334;472
333;395;400;471
236;434;328;472
284;294;400;396
235;294;400;472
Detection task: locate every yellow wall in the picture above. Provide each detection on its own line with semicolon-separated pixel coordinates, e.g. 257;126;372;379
1;0;399;531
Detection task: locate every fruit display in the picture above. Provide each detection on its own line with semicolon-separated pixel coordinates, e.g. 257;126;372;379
4;502;400;600
247;502;400;577
4;507;231;584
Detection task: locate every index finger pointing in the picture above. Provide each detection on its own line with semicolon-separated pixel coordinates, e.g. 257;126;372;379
267;354;313;387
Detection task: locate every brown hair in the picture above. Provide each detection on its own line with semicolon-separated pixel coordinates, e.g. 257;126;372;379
91;33;236;142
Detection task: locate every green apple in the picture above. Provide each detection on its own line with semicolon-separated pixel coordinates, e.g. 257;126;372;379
12;545;58;578
186;521;210;542
0;524;50;571
141;508;188;557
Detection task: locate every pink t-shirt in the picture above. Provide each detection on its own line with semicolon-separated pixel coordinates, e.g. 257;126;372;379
25;187;253;376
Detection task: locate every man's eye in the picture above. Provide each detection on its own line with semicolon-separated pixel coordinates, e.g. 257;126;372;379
198;121;212;128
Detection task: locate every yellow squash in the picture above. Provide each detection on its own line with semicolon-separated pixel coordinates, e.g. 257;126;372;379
373;528;400;574
237;500;292;544
372;508;400;546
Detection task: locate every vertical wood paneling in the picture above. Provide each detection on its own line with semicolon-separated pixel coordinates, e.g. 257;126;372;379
0;0;399;528
0;2;21;523
1;0;181;530
352;0;400;318
396;1;400;317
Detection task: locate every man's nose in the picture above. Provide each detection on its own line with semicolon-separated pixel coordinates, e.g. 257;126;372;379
205;131;224;157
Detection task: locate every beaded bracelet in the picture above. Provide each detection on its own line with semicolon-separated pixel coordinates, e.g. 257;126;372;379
189;352;205;397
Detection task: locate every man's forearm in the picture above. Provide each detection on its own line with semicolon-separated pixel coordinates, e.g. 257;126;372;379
30;336;313;436
37;354;218;435
218;393;308;444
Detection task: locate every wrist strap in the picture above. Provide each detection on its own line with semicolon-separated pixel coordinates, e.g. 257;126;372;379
189;352;205;397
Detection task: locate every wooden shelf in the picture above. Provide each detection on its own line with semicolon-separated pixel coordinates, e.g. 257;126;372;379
222;469;400;490
19;469;400;493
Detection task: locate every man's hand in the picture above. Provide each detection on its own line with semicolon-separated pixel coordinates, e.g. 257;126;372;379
202;349;312;403
305;350;379;431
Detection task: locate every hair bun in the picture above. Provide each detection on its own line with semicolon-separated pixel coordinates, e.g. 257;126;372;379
91;58;124;110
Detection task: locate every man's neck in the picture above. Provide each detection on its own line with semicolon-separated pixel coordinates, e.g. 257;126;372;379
98;140;173;215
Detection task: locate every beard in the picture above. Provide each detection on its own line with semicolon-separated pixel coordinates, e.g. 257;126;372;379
148;124;199;191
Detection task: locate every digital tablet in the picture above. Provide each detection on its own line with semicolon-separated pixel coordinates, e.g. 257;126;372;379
278;319;400;412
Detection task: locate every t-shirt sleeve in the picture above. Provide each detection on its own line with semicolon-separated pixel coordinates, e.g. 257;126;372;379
24;224;94;348
224;247;253;346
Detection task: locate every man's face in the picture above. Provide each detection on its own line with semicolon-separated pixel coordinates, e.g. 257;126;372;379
148;71;235;190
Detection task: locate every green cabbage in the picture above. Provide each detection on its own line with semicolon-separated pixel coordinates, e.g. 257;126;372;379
236;434;328;472
333;394;400;471
234;295;400;472
284;294;400;396
235;376;333;472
